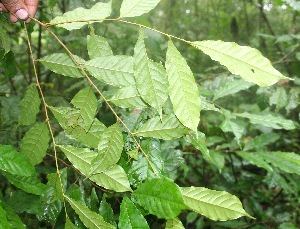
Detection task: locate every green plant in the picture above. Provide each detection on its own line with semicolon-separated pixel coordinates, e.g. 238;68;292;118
0;0;299;228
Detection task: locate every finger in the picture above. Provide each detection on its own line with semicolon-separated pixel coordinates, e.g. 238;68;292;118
1;0;29;21
24;0;38;17
0;3;9;13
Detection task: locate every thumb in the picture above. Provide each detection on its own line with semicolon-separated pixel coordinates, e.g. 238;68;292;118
1;0;29;22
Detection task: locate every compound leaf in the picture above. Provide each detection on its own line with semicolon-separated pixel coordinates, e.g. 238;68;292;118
18;86;41;126
166;40;201;132
20;122;50;165
65;196;116;229
181;187;253;221
132;177;185;219
120;0;160;18
50;1;112;30
119;197;149;229
85;56;136;87
192;40;288;87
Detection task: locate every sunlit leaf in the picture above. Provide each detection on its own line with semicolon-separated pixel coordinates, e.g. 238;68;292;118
109;86;148;109
65;196;116;229
18;86;41;126
134;114;188;140
192;40;289;86
166;40;201;132
132;177;185;219
213;79;253;101
258;151;300;175
85;56;136;87
0;145;35;177
90;124;124;175
165;218;184;229
20;122;50;165
134;29;168;115
90;165;132;192
236;152;273;173
236;112;296;130
39;53;85;78
71;87;98;130
50;1;112;30
120;0;160;18
181;187;253;221
118;197;149;229
87;34;113;59
0;205;10;228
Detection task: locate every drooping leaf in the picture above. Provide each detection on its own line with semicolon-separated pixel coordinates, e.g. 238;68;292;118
0;205;11;228
65;196;116;229
0;145;35;177
18;86;41;126
120;0;160;18
258;151;300;175
90;124;124;175
65;218;79;229
20;122;50;165
166;40;201;132
109;86;148;109
185;132;211;162
236;152;273;173
181;187;253;221
50;1;112;30
213;79;253;101
192;40;289;87
134;29;168;115
47;169;67;201
134;114;188;140
236;112;296;130
118;197;149;229
39;53;85;78
3;172;46;195
71;88;98;130
90;165;132;192
59;145;97;176
85;56;136;87
243;132;280;151
132;177;185;219
0;27;11;57
165;218;184;229
87;34;113;59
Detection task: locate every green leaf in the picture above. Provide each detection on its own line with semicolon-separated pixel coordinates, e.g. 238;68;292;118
220;118;244;144
65;196;116;229
213;79;253;101
0;27;10;57
47;169;67;201
109;86;148;109
119;197;149;229
71;88;98;130
87;34;113;59
39;53;84;78
236;152;273;173
50;1;112;30
166;40;201;132
134;29;168;115
243;132;280;151
134;114;188;140
20;122;50;165
0;205;11;229
90;124;124;175
120;0;160;18
85;56;136;87
181;187;253;221
0;199;26;229
3;172;46;195
269;87;288;110
132;177;185;219
192;40;289;87
90;165;132;192
0;145;35;177
65;218;79;229
18;86;41;126
59;145;97;176
99;195;115;226
165;218;184;229
49;106;81;129
258;151;300;175
236;112;296;130
201;97;220;112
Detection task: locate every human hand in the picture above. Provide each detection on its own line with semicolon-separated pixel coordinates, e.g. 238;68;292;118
0;0;38;23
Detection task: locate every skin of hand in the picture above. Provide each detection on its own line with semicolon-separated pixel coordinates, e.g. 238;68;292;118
0;0;38;23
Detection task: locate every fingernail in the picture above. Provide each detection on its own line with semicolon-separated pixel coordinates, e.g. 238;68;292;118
15;9;29;20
